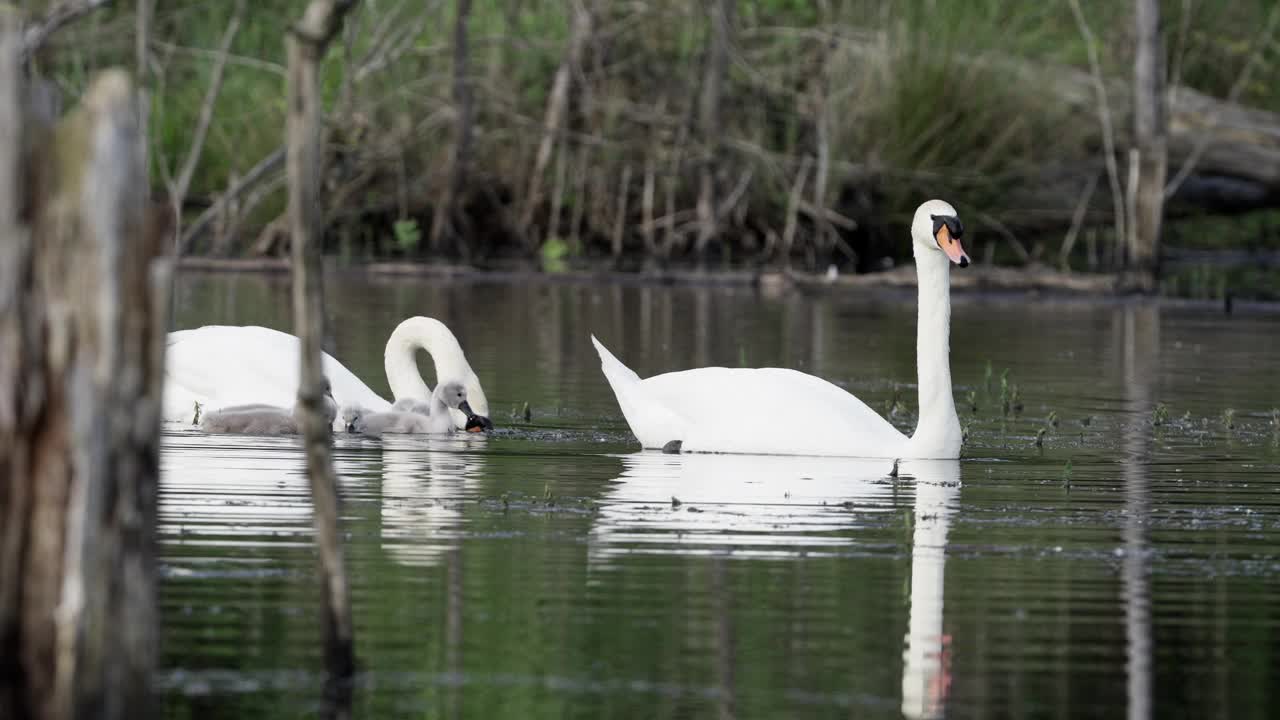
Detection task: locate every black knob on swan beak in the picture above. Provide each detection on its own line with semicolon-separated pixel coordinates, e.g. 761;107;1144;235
458;400;493;432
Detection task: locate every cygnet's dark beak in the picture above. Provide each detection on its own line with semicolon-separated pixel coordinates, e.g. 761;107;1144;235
345;422;356;433
458;400;493;432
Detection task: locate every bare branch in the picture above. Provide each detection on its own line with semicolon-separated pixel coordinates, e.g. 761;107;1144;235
520;0;591;244
20;0;112;62
354;1;430;82
0;20;20;227
1059;174;1098;271
641;155;656;254
173;0;246;210
150;40;285;77
716;169;754;224
1165;3;1280;198
179;147;285;253
781;156;812;267
798;200;856;231
975;211;1032;264
611;164;632;258
1067;0;1126;257
218;172;285;255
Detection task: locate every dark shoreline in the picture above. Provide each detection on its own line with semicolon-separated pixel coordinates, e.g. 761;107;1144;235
172;256;1280;314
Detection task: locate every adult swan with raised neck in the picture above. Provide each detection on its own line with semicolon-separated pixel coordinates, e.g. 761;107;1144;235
591;199;970;459
163;316;492;431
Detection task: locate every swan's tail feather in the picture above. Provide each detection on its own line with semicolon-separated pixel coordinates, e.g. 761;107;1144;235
590;334;687;449
590;335;640;384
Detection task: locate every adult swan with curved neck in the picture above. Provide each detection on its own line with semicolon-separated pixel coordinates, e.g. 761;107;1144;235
591;199;970;459
162;316;491;431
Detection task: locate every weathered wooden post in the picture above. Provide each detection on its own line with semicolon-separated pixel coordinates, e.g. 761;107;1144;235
286;0;360;710
0;14;168;720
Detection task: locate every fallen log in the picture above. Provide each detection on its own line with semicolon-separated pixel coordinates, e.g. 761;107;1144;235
772;265;1125;296
823;34;1280;224
992;56;1280;221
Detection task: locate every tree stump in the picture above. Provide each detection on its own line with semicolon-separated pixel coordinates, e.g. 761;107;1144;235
0;20;168;720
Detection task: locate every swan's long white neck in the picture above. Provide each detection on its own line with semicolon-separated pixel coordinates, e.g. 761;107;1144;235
908;250;962;458
384;317;469;402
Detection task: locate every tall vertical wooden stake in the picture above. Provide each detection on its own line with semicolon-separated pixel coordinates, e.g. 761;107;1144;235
286;2;359;714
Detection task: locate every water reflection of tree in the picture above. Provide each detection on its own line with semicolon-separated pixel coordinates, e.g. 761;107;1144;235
1119;302;1158;720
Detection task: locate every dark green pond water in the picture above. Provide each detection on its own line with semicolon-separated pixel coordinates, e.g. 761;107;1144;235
160;272;1280;719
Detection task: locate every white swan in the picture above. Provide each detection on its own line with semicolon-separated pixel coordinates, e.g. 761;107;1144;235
591;199;971;459
163;316;491;431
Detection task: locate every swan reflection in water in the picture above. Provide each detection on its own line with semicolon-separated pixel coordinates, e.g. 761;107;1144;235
348;435;488;568
160;434;318;545
161;431;486;572
587;453;899;565
587;452;959;719
901;460;960;720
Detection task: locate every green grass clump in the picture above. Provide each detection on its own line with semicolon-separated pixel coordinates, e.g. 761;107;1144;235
1152;403;1170;427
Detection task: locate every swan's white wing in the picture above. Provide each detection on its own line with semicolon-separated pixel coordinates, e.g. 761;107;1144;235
592;337;691;447
592;336;906;457
638;367;909;457
163;325;391;428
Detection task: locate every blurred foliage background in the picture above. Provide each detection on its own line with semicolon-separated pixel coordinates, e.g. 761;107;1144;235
22;0;1280;287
